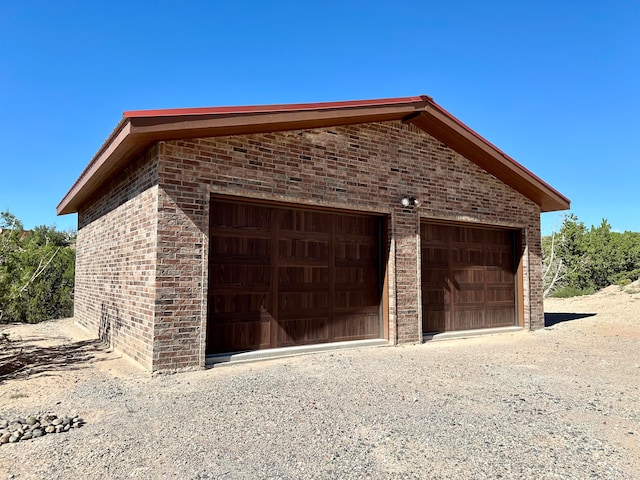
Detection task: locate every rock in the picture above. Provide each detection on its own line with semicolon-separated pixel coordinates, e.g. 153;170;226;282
9;423;22;432
0;413;81;445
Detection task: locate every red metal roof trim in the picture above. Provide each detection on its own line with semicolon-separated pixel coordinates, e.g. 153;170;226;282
123;96;430;118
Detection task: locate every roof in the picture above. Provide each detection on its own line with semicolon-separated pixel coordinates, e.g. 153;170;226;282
57;95;570;215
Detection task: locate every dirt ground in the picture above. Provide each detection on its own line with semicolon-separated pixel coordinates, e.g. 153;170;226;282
1;283;639;479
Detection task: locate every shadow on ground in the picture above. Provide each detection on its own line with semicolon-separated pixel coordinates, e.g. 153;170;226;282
544;312;597;327
0;337;107;383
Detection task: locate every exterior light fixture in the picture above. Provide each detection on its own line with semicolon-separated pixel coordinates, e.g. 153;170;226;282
400;196;421;207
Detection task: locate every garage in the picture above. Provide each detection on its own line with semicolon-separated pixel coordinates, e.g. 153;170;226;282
207;198;384;355
421;222;518;333
60;95;570;371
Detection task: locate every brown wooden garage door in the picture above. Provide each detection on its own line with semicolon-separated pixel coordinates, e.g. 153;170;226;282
207;198;383;355
421;222;517;333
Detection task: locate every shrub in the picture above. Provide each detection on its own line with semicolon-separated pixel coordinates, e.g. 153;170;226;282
550;286;596;298
0;211;75;323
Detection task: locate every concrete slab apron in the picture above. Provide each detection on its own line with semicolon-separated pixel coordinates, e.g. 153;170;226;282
206;339;390;367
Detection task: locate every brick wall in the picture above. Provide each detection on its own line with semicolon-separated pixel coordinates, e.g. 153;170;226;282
152;166;207;371
76;147;160;370
74;119;543;371
150;120;542;370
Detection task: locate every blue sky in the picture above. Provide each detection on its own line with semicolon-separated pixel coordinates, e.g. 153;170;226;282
1;1;638;235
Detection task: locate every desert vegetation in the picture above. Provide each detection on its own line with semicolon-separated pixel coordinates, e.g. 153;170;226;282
543;213;640;297
0;210;75;323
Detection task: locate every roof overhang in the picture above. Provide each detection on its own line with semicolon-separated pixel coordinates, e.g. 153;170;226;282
57;95;570;215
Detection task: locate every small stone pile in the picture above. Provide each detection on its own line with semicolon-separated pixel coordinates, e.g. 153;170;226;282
0;414;84;445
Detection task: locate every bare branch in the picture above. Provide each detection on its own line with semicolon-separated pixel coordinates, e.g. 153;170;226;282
19;247;60;295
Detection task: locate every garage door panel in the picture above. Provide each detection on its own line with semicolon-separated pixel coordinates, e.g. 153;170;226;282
422;246;448;265
486;268;513;283
486;287;516;303
334;259;377;270
278;238;329;259
208;199;382;354
453;267;484;283
334;214;377;234
485;307;516;327
278;291;330;312
278;266;329;288
210;203;270;227
334;290;379;309
459;227;484;244
334;242;378;265
332;311;379;341
211;255;271;268
278;282;331;293
333;277;378;290
423;267;449;283
485;250;513;267
210;265;271;289
208;321;271;352
210;235;271;256
455;249;484;266
277;317;328;346
210;293;270;315
207;305;272;352
421;222;517;333
279;209;331;234
423;309;447;332
335;265;378;283
450;308;485;331
423;288;446;305
454;287;485;304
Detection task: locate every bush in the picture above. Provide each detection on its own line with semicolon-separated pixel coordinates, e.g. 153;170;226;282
612;270;640;285
543;214;640;296
550;286;596;298
0;211;75;323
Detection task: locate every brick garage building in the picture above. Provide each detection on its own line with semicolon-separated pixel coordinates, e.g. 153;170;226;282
57;96;569;372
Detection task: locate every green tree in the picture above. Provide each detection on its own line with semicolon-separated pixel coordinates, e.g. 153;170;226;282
543;213;640;296
557;213;589;289
0;211;75;323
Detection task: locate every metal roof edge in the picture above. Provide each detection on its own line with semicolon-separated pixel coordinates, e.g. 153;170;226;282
123;96;429;118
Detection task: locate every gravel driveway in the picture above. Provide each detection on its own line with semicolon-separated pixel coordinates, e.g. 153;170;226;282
1;285;639;479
